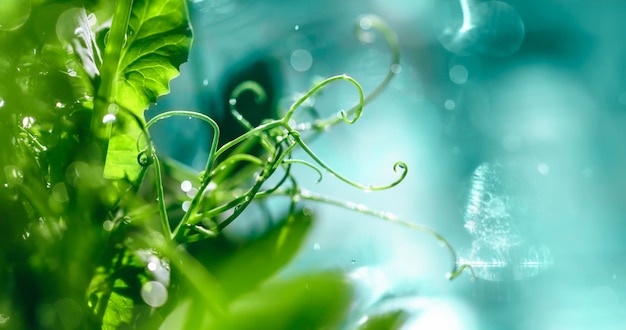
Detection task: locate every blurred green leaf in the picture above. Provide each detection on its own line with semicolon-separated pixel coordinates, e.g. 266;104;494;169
211;272;353;329
356;310;409;330
189;209;314;300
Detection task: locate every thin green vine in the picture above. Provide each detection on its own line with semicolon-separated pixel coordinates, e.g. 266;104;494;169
131;14;473;281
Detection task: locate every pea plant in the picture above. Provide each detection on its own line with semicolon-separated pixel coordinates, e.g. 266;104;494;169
0;0;471;328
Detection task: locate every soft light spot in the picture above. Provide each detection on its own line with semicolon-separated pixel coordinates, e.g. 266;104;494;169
4;165;23;185
537;163;550;176
359;16;373;30
449;65;468;84
202;78;209;86
438;1;525;57
102;220;114;231
182;201;191;212
102;114;116;124
294;25;300;31
147;260;158;272
180;180;192;193
141;281;168;308
390;64;402;74
55;101;65;109
290;49;313;72
444;99;456;110
52;182;69;203
502;134;522;151
0;97;5;108
313;243;321;251
22;116;35;128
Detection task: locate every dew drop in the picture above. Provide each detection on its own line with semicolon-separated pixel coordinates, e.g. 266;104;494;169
390;64;402;74
141;281;168;308
228;98;237;106
0;97;5;108
55;101;65;109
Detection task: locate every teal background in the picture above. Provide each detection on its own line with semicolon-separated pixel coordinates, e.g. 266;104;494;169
151;1;626;329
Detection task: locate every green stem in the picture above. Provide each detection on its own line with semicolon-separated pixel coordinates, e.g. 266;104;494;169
91;0;134;158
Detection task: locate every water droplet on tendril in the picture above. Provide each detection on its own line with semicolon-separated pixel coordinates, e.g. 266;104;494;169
390;64;402;74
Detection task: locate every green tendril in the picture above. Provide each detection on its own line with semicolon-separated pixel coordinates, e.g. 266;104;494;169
152;151;172;240
299;14;400;131
283;74;364;125
229;80;268;131
144;111;221;240
282;159;324;183
210;154;265;177
257;187;475;280
290;132;408;191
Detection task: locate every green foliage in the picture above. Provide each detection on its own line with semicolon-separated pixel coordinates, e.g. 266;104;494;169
0;1;471;329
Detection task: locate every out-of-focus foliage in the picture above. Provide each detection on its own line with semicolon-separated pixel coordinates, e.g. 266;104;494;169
0;1;364;328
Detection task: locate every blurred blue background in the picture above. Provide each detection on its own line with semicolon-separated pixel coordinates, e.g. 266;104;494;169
149;0;626;329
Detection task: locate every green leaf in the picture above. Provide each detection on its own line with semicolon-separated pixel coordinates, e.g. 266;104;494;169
189;209;314;300
103;0;192;181
210;272;353;329
116;0;192;113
